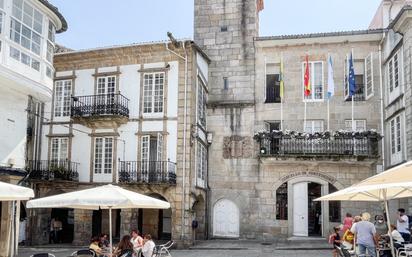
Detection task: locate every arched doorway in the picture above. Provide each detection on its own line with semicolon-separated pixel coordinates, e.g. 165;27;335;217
50;208;74;243
281;178;342;237
138;194;171;240
212;198;239;238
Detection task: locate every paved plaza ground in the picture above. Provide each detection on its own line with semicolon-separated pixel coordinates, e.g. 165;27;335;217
18;240;331;257
18;247;330;257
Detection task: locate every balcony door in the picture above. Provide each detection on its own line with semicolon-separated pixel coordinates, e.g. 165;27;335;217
49;138;69;179
141;134;163;182
96;76;116;113
94;137;113;183
51;138;68;163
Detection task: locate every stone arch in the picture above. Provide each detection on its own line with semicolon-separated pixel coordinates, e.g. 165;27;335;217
274;175;344;238
212;198;239;238
139;192;172;240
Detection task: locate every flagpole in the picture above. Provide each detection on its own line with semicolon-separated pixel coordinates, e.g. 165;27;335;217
280;53;283;130
304;101;307;131
327;53;330;131
351;49;354;131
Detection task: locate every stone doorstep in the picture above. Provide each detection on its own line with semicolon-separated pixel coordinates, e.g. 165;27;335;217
275;236;331;250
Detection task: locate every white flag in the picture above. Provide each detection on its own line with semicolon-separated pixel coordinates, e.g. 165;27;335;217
327;55;335;99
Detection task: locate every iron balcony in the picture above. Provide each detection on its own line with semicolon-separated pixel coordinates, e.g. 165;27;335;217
118;161;177;185
27;160;79;181
71;93;129;118
256;132;380;158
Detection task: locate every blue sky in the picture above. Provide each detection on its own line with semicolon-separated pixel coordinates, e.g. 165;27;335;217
50;0;382;50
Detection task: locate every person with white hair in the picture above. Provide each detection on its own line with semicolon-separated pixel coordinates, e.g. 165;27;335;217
351;212;378;257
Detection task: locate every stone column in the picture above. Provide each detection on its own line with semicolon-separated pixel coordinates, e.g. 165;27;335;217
29;208;50;245
119;209;132;237
73;209;92;246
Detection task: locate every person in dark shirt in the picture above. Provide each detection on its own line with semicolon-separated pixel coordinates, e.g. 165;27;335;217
332;226;341;257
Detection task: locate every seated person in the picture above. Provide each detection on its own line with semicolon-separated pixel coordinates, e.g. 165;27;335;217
114;235;134;257
99;233;110;248
89;236;104;256
130;229;144;249
391;224;405;249
141;234;155;257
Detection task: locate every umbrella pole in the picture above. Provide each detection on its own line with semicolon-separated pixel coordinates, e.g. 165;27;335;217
15;200;20;256
109;207;113;251
383;190;395;257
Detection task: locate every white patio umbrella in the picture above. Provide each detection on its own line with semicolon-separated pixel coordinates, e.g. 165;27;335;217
27;184;170;249
0;180;34;200
0;181;34;257
315;161;412;257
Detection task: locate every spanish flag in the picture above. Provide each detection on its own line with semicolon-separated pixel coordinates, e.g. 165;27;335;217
304;55;311;97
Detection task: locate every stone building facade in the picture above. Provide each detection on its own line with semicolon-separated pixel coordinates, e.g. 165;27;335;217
26;41;209;247
380;6;412;212
194;0;387;239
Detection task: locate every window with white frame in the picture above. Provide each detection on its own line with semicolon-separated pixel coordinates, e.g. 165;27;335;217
48;21;55;43
46;65;53;78
345;119;366;131
143;73;164;114
97;76;116;95
50;138;68;162
387;50;401;102
390;115;402;165
303;61;323;101
365;53;374;99
10;0;43;55
94;137;113;174
141;134;164;181
0;12;4;34
10;46;40;71
196;142;207;188
54;80;72;117
46;21;55;67
141;134;163;163
197;76;207;128
344;56;371;101
304;120;324;133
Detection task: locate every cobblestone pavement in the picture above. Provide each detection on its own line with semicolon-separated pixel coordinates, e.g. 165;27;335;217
19;247;330;257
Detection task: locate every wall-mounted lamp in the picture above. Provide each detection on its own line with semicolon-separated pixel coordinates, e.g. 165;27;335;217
207;132;213;144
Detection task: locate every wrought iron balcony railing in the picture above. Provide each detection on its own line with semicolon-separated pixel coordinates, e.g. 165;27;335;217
255;131;381;158
118;161;177;184
27;160;79;181
71;93;129;118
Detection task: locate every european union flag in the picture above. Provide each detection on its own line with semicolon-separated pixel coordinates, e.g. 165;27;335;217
348;52;356;96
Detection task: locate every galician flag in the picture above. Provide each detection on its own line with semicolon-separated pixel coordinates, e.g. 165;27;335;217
348;52;356;96
327;56;335;99
304;55;311;96
279;56;284;98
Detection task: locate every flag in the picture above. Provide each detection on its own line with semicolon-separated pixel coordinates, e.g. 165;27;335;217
279;56;284;98
304;55;311;97
327;55;335;99
257;0;264;12
348;52;356;96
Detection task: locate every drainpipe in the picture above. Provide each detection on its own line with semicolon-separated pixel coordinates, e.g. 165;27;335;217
379;32;386;170
389;0;395;23
165;40;188;241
